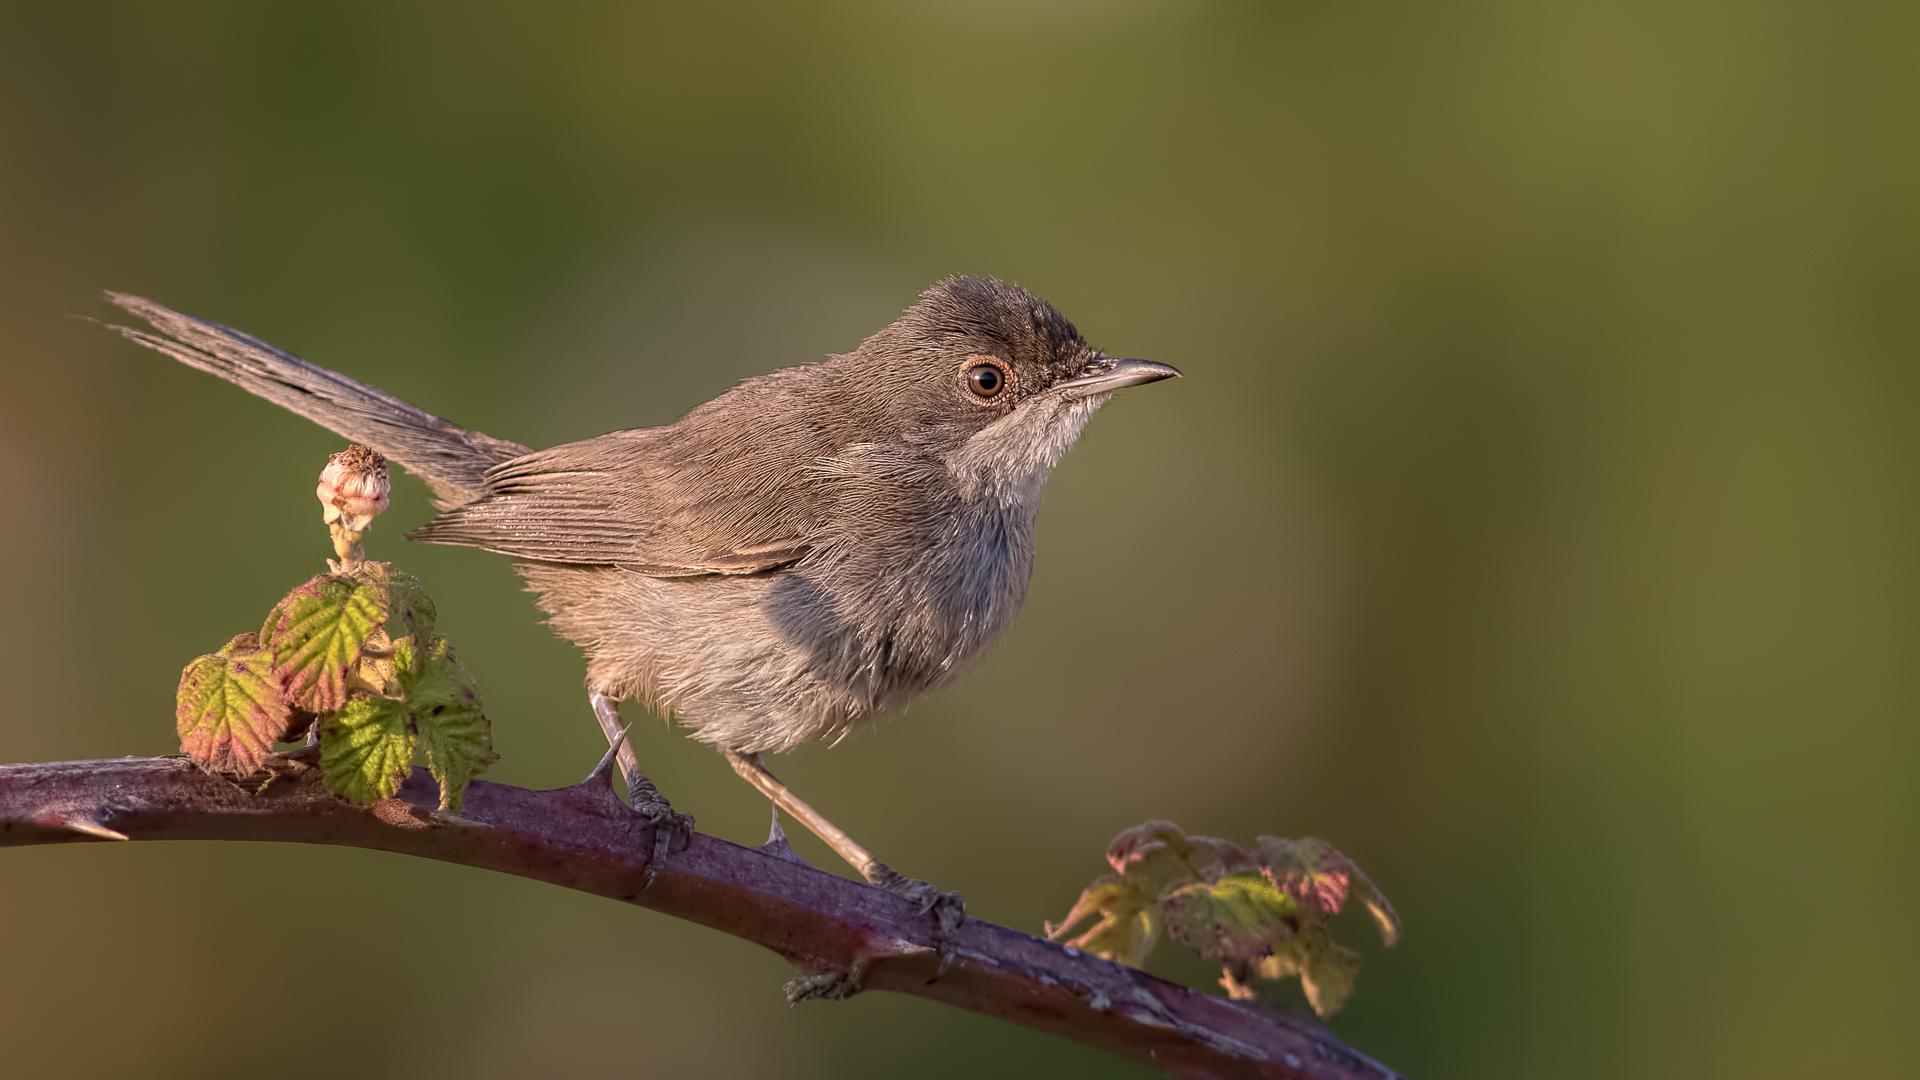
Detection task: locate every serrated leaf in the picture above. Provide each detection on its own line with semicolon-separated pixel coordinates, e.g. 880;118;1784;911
1253;836;1351;920
1185;835;1256;882
399;637;462;707
1257;924;1363;1017
348;561;438;646
391;633;416;673
1061;820;1399;1009
1044;877;1161;968
1252;835;1401;944
265;575;388;711
320;697;415;802
175;634;290;774
1105;821;1248;894
1162;871;1301;965
1106;821;1189;882
402;640;495;811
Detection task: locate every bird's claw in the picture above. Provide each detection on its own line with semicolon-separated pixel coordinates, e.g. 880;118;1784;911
869;864;966;972
784;968;863;1003
780;873;966;1004
629;791;694;887
903;879;968;937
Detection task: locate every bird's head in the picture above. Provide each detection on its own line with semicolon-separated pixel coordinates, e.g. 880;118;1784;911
832;276;1180;503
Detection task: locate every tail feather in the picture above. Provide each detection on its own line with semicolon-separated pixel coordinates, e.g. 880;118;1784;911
104;292;529;508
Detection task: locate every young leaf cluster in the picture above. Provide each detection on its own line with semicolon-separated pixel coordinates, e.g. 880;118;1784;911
173;561;496;810
1045;821;1400;1017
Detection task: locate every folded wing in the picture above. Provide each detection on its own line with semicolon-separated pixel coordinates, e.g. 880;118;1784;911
408;425;819;576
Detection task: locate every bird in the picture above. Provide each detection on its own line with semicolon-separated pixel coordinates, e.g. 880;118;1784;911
106;276;1179;921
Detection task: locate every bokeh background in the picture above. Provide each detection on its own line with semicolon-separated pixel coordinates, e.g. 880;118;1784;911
3;2;1915;1077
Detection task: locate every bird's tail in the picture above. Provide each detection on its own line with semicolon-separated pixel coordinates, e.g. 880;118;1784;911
103;292;529;508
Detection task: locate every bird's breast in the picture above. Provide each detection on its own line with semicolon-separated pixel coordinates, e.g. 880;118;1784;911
768;492;1037;708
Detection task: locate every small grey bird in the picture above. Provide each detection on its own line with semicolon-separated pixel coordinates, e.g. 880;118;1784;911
107;277;1178;919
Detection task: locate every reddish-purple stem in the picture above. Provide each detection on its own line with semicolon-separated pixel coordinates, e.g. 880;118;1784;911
0;755;1406;1080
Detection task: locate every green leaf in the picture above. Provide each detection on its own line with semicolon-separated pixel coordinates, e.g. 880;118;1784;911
391;633;416;673
401;639;495;811
175;633;290;774
265;575;388;711
397;637;461;707
1051;822;1271;974
320;697;415;802
1257;924;1363;1017
347;561;437;646
1045;877;1161;968
1161;871;1300;965
1059;822;1400;1016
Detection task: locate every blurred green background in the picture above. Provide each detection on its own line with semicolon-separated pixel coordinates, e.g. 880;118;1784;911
3;2;1915;1077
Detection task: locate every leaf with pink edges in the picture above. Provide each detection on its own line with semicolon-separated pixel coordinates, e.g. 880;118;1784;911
347;561;437;646
1253;836;1352;920
175;633;290;774
1051;821;1400;999
1105;821;1194;884
263;575;387;711
1105;821;1251;891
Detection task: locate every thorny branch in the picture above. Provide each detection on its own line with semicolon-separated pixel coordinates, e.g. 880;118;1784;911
0;751;1407;1080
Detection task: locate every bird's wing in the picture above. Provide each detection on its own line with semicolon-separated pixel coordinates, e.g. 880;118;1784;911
405;427;819;575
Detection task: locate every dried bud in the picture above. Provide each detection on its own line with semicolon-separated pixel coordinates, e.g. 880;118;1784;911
317;445;390;531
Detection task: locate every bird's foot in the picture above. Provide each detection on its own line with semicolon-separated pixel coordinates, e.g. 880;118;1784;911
868;862;967;967
716;748;965;971
779;871;964;1003
633;791;696;851
578;723;694;885
627;777;695;884
584;687;692;879
783;968;863;1003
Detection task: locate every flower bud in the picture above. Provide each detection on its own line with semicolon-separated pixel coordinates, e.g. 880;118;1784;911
317;445;390;531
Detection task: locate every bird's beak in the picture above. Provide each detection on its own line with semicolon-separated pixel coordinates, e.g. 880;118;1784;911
1053;357;1183;397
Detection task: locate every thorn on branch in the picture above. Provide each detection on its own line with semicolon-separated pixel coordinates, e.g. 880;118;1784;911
756;807;814;868
368;798;433;829
582;724;631;790
55;817;128;841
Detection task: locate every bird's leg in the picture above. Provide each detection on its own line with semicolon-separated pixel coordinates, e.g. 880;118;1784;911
587;686;646;797
721;748;966;939
588;687;693;873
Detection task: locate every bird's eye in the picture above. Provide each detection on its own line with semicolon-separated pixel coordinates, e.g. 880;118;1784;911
965;362;1007;400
